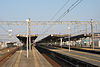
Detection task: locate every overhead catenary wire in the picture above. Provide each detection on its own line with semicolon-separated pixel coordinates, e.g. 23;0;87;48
46;0;70;35
50;0;70;20
57;0;83;21
42;0;83;34
0;24;21;42
42;0;70;34
42;0;70;35
34;0;84;42
0;25;8;32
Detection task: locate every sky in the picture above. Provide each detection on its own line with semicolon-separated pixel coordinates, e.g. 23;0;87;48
0;0;100;42
0;0;100;21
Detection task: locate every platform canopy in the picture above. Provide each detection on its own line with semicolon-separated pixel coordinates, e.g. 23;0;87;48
16;33;91;44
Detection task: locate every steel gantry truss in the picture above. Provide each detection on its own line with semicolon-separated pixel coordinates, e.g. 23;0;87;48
0;21;100;25
0;20;100;50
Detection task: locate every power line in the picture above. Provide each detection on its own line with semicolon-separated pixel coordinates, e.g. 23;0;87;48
50;0;70;20
43;0;83;34
43;0;70;35
0;25;8;32
56;0;83;21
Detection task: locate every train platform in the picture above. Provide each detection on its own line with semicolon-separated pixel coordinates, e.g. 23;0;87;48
64;46;100;54
76;47;100;51
39;46;100;66
2;47;52;67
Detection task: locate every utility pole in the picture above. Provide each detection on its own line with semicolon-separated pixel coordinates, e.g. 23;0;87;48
26;21;29;58
8;30;12;42
91;19;94;49
68;27;71;52
28;18;31;51
60;38;63;48
68;34;71;52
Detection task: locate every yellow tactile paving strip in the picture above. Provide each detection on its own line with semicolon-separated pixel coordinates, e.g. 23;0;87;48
32;47;39;67
14;49;22;67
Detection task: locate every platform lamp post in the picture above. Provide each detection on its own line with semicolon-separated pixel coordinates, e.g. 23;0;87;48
28;18;31;52
26;19;29;58
8;29;12;42
60;38;63;48
91;19;94;49
68;27;71;52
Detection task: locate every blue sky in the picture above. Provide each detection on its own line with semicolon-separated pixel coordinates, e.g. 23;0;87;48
0;0;100;21
0;0;100;42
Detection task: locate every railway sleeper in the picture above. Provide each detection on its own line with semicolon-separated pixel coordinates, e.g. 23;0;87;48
36;46;97;67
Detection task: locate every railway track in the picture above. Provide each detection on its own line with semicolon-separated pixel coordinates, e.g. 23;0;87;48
42;53;61;67
36;46;76;67
0;47;19;66
36;45;98;67
40;45;100;55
